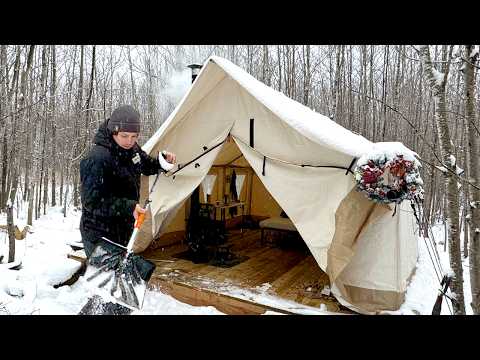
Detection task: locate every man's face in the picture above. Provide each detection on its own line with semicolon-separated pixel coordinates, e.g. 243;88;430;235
112;131;139;150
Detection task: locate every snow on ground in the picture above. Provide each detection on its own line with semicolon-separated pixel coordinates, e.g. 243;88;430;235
388;223;472;315
0;201;472;315
0;204;223;315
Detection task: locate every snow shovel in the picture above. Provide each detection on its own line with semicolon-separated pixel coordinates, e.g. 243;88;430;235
83;200;155;310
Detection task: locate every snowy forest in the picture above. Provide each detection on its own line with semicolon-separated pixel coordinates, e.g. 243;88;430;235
0;45;479;315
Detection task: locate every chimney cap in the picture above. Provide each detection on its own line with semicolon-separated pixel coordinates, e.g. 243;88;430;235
187;64;203;70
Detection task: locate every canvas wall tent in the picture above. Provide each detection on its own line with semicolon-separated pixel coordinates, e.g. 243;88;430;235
134;56;418;314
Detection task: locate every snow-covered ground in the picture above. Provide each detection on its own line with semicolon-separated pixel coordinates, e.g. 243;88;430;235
0;202;471;315
0;205;223;315
395;223;473;315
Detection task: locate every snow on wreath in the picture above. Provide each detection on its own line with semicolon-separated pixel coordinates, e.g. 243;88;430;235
354;143;424;204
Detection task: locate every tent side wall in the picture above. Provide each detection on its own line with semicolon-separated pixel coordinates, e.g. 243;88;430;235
327;189;418;313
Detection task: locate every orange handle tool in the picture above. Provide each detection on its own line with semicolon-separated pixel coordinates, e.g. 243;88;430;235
134;212;146;229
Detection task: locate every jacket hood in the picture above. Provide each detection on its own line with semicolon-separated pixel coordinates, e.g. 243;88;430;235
94;120;114;149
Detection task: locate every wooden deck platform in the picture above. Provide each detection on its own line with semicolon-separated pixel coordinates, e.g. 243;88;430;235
142;229;353;315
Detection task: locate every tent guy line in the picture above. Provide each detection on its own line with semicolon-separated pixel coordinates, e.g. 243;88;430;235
231;135;357;175
161;133;358;179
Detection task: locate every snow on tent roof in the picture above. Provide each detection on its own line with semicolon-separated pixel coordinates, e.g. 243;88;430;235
209;56;373;158
144;55;374;158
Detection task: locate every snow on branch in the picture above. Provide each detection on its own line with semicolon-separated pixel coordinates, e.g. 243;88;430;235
432;67;445;87
448;154;456;167
470;46;479;59
435;165;448;173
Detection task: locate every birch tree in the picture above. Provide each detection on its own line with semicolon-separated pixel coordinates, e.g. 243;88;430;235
419;44;465;314
463;44;480;314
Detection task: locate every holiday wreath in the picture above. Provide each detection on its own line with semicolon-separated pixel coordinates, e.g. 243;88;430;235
354;149;424;204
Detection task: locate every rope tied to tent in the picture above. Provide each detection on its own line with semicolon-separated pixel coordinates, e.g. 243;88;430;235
392;203;398;217
232;135;357;175
164;139;227;178
410;194;453;315
432;274;455;315
163;132;357;179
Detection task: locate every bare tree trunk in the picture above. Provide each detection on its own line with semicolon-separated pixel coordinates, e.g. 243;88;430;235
361;45;368;137
73;45;84;209
0;126;9;210
392;45;404;138
419;44;465;314
0;45;6;210
50;45;57;207
381;45;389;140
83;45;96;149
63;169;69;217
331;45;342;120
8;45;33;207
27;183;34;226
302;45;311;106
38;45;49;216
6;202;15;262
347;45;354;130
464;138;470;260
0;46;20;211
370;45;377;142
59;165;63;206
277;45;282;91
464;44;480;314
262;45;270;86
127;45;137;109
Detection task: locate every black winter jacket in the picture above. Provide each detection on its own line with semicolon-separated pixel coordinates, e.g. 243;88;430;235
80;120;162;248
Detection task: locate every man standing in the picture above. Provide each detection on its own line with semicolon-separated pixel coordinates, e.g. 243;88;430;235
78;105;175;314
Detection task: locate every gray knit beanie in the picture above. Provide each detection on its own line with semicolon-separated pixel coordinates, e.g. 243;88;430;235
107;105;141;133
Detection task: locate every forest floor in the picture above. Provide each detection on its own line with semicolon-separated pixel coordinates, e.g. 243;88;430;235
0;202;472;315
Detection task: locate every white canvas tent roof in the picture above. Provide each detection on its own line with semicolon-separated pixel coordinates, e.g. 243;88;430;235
137;56;418;314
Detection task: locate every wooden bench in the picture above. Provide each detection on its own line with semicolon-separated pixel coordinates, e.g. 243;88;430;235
67;249;87;264
259;217;298;245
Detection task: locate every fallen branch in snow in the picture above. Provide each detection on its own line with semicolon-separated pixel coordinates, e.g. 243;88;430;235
0;260;22;270
27;308;40;315
0;302;10;315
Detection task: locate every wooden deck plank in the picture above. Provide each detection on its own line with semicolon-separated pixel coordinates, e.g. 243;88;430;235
144;228;351;314
244;250;307;287
273;256;328;298
215;247;283;285
270;256;320;295
149;278;295;315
